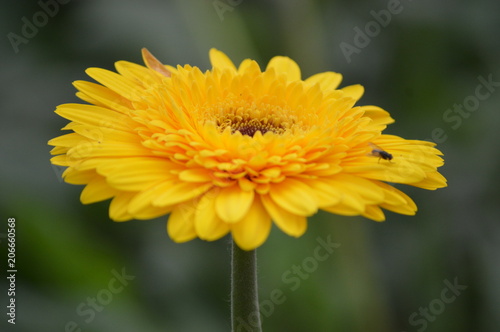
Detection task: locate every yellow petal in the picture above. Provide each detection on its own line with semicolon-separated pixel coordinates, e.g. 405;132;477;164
178;168;214;182
232;197;272;250
237;59;261;76
55;104;132;132
195;191;230;241
362;205;386;222
70;124;138;143
301;178;341;207
322;201;363;216
305;71;343;91
380;202;416;216
63;168;96;185
133;205;172;220
337;192;366;214
261;194;307;237
209;48;237;71
375;182;408;206
167;206;197;243
269;178;318;216
48;132;88;147
238;177;257;192
215;185;255;223
153;182;212;207
351;158;427;184
80;176;117;204
121;189;174;219
109;192;136;221
266;56;301;81
331;174;385;204
66;141;154;159
115;60;157;82
73;81;132;114
128;181;175;216
379;186;417;215
85;67;143;101
85;68;148;101
105;159;172;191
360;105;395;130
410;171;448;190
50;155;69;166
341;84;364;102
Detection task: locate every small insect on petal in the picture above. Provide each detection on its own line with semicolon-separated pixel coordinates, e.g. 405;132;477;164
368;142;393;162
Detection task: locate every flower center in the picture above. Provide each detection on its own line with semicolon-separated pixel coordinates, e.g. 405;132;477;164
203;97;296;137
217;114;286;137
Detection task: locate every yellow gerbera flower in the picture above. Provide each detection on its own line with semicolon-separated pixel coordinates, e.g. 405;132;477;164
49;49;446;250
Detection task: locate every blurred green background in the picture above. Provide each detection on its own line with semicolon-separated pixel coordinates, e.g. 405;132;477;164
1;0;499;331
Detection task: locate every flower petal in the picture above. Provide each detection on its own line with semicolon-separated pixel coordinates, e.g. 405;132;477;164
167;206;197;243
153;182;213;207
178;168;214;182
266;56;301;81
362;205;386;222
195;191;231;241
73;81;132;114
109;192;136;221
209;48;237;71
141;48;172;77
215;185;255;223
376;182;417;215
81;176;118;204
128;181;175;216
301;178;341;207
322;200;363;216
360;105;395;130
85;67;143;101
55;104;133;132
341;84;364;102
48;132;89;149
261;194;307;237
409;171;448;190
269;178;318;216
330;174;385;204
305;71;343;91
232;197;272;250
105;159;172;191
63;168;96;185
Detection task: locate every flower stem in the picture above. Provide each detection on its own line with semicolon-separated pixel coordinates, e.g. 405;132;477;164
231;237;262;332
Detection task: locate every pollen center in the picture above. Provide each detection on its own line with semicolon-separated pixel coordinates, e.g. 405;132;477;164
203;97;296;137
217;114;286;137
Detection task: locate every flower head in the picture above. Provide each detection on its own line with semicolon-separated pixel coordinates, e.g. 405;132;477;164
49;49;446;250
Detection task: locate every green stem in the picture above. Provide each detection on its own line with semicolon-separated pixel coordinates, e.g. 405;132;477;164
231;237;262;332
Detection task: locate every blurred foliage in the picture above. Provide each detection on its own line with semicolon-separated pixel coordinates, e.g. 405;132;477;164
1;0;500;331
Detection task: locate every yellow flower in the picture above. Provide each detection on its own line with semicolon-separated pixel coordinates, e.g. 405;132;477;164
49;49;446;250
